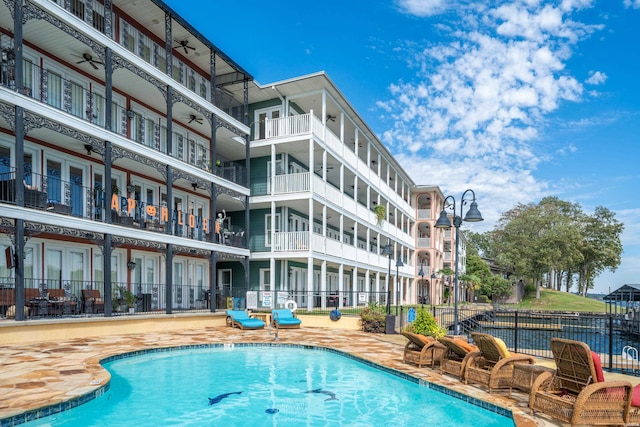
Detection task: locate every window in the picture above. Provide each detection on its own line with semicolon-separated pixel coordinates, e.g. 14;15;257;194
22;59;33;96
70;166;83;216
265;213;280;247
260;269;271;293
46;70;62;109
46;160;62;203
256;108;280;140
70;81;84;118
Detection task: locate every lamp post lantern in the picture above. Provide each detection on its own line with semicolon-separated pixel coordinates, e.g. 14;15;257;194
395;258;404;315
418;262;425;309
434;189;483;335
381;242;393;315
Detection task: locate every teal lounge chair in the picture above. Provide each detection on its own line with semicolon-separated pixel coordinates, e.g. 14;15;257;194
225;310;265;330
271;309;302;329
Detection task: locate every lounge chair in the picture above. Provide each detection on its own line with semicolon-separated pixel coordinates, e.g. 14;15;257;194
529;338;631;426
225;310;265;330
271;308;301;329
465;332;535;393
82;289;104;314
437;336;478;379
402;332;445;368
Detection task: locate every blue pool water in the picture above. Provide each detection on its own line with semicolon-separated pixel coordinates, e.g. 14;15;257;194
21;345;513;426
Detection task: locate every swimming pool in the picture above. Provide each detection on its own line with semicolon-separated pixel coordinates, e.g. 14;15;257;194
20;344;514;426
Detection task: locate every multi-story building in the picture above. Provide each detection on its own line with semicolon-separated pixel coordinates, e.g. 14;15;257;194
414;185;446;305
0;0;252;319
246;72;415;310
0;0;459;320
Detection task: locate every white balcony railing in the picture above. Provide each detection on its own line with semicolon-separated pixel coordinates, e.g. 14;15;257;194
271;173;310;194
417;209;431;219
273;231;309;252
266;114;312;138
417;238;431;248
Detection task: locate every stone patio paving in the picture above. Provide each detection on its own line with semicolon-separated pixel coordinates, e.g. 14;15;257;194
0;326;619;426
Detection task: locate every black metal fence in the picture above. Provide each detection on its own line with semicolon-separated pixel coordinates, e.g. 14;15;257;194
3;282;640;376
425;305;640;376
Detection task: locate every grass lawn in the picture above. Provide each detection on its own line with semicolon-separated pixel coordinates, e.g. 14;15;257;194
512;288;606;312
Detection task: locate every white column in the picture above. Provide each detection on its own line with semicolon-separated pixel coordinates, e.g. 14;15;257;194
321;260;327;309
338;264;344;309
307;257;314;311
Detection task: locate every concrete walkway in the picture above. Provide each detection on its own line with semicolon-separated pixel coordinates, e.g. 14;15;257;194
0;326;633;426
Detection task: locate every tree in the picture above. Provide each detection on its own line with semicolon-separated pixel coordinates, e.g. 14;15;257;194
465;231;495;258
464;254;512;301
576;206;623;296
492;197;584;299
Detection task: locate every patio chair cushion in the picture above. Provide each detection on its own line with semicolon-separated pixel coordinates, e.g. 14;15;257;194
632;384;640;407
453;338;476;353
416;334;434;345
495;337;511;359
591;351;605;383
271;309;302;327
225;310;265;329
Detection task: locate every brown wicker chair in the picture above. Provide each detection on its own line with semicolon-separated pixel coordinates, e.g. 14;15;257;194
529;338;631;426
465;332;535;393
401;332;445;368
437;336;478;379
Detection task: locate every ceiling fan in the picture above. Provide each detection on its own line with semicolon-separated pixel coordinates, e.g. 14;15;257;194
188;114;203;125
174;39;196;54
75;53;103;70
316;165;334;172
326;114;336;122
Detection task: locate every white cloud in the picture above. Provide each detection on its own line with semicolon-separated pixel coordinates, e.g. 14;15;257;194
585;70;607;85
379;0;602;232
624;0;640;9
396;0;448;17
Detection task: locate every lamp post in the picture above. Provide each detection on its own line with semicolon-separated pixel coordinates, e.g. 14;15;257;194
430;270;436;307
381;242;393;315
395;258;404;315
418;262;425;309
434;189;483;335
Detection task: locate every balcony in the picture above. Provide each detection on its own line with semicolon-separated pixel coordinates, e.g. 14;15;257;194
417;237;431;248
0;168;245;247
417;209;431;219
272;231;309;252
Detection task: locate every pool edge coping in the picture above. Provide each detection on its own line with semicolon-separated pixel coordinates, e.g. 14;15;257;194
1;342;516;426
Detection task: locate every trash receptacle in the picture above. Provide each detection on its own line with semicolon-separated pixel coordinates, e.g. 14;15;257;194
385;315;398;334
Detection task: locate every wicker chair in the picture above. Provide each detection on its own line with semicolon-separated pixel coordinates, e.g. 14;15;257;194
401;332;445;368
464;332;535;393
529;338;631;426
437;336;478;379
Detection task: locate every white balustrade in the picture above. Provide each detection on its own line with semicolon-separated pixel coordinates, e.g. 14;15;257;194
272;231;309;252
271;172;310;194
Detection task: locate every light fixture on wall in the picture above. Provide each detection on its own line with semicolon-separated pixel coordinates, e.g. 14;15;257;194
126;182;136;193
127;260;137;270
126;109;135;119
191;182;198;191
84;144;93;155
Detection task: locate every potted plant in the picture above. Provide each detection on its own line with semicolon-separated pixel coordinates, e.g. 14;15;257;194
374;204;386;223
124;290;136;314
359;302;386;333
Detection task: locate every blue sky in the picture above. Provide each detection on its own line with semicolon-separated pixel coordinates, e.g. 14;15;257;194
165;0;640;294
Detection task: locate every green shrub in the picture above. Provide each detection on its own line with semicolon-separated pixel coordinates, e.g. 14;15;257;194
360;302;386;333
404;308;447;338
